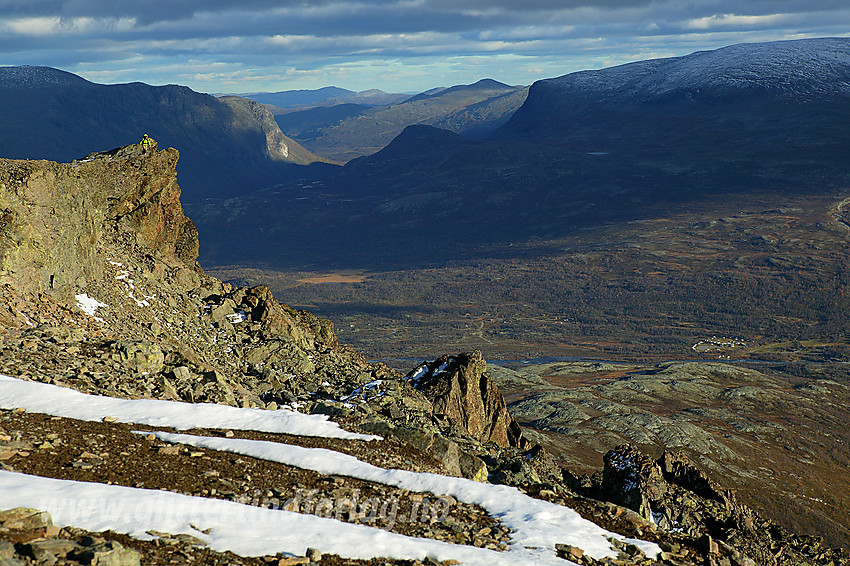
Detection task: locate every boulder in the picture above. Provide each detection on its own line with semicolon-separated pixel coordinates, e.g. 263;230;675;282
0;508;53;531
245;339;315;375
598;444;668;522
109;340;165;374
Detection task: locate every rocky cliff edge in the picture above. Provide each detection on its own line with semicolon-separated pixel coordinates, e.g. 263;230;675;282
0;144;371;409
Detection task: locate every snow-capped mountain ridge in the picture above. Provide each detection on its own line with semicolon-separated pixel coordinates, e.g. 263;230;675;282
0;65;93;88
546;38;850;99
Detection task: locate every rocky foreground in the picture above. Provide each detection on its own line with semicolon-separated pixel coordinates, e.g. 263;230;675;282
0;145;846;565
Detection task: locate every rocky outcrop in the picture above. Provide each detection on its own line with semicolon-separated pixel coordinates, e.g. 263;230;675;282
408;351;529;449
0;146;373;410
0;143;199;297
89;145;200;268
587;444;847;566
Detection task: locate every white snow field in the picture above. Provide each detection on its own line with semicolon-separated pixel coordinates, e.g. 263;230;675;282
0;374;379;441
145;430;661;560
0;374;661;564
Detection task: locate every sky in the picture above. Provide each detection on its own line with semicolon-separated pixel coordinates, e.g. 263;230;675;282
1;0;849;94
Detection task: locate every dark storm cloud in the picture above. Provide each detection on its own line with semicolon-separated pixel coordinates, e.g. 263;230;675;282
2;0;849;38
1;0;842;28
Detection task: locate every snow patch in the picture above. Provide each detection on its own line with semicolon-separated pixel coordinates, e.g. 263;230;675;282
74;294;107;323
145;431;661;562
407;364;429;384
433;360;453;375
0;375;663;564
226;310;248;324
0;470;525;565
115;269;153;307
0;375;380;441
345;380;383;400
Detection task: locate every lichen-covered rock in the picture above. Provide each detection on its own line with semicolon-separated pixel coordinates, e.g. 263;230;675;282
245;339;315;375
0;144;199;297
0;508;53;531
110;340;165;375
358;417;489;481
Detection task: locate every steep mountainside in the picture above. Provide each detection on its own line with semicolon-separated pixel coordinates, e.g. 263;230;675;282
0;146;845;566
192;38;850;271
496;38;850;155
0;66;330;201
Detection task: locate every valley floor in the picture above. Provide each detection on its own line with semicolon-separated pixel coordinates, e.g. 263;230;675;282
209;193;850;364
206;191;850;552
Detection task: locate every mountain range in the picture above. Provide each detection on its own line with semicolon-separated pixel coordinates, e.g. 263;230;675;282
191;37;850;270
2;37;850;562
264;79;528;162
0;66;331;201
244;85;411;110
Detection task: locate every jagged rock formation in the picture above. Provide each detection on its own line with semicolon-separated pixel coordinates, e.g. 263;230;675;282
583;445;847;566
408;351;529;449
0;144;374;409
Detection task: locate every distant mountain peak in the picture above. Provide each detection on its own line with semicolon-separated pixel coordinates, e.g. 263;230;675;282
408;79;518;103
470;78;514;89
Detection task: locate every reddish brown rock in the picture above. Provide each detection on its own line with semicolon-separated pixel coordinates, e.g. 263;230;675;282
410;351;529;449
0;144;200;296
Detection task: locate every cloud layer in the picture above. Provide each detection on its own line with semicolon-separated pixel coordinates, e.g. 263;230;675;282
1;0;849;92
